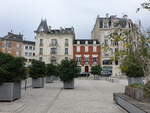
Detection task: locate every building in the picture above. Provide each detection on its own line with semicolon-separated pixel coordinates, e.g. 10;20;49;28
73;39;101;72
22;40;35;66
91;15;133;76
0;32;23;57
34;19;75;64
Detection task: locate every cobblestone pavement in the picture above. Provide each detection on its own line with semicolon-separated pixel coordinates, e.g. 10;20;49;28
0;79;127;113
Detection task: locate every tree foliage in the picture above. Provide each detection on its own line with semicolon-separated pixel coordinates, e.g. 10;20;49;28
91;65;102;76
46;64;58;77
29;60;46;79
0;52;27;84
58;59;80;82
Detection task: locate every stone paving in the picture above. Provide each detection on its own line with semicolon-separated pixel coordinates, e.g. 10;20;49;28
0;79;127;113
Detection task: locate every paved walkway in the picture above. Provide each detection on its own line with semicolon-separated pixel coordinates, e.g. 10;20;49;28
0;79;127;113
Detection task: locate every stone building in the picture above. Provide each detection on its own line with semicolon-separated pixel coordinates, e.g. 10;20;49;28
0;32;23;57
34;19;75;64
91;15;133;76
73;39;101;72
22;40;35;66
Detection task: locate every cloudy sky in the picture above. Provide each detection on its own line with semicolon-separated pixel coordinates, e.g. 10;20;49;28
0;0;149;40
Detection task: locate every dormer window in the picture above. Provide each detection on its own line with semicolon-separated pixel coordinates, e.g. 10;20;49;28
85;41;88;45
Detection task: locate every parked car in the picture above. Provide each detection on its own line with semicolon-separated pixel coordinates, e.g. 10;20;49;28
101;70;112;77
80;72;90;77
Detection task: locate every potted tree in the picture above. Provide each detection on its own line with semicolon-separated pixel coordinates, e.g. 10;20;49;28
46;64;57;83
58;59;80;89
120;54;144;85
0;52;27;101
91;65;102;80
29;60;46;88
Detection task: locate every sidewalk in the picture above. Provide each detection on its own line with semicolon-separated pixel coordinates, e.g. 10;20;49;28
0;79;127;113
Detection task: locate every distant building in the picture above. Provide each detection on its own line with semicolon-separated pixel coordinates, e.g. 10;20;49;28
34;19;75;64
0;32;23;57
91;15;134;76
22;40;35;66
73;39;101;72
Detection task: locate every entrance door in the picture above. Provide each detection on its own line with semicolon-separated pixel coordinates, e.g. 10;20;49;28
85;66;89;72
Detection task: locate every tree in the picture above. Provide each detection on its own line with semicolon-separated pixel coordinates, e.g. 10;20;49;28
91;65;102;79
58;59;80;82
0;52;27;84
46;64;57;77
29;60;46;79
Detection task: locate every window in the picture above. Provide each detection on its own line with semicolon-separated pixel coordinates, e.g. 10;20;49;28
93;57;97;63
115;60;118;65
104;40;108;46
29;59;32;62
33;53;35;56
65;39;69;46
51;39;57;46
51;48;57;54
93;46;97;52
33;47;35;50
104;21;108;28
29;52;32;56
25;46;28;49
85;57;89;63
65;48;68;54
76;57;80;62
29;46;32;50
114;41;118;46
25;52;28;56
51;57;57;64
39;57;42;61
40;39;43;46
6;42;11;47
39;48;43;55
103;60;112;65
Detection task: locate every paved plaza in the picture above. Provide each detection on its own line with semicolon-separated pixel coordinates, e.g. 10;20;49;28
0;79;127;113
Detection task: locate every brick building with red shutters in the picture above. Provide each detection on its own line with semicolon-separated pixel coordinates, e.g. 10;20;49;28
73;39;101;73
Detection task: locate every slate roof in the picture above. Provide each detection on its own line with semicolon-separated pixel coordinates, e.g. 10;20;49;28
0;32;23;42
36;19;49;33
23;40;35;45
35;19;74;35
98;15;132;28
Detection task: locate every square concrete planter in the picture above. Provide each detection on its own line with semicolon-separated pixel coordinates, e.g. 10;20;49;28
63;79;74;89
32;77;44;88
46;76;54;83
125;86;144;101
0;82;21;102
128;77;144;85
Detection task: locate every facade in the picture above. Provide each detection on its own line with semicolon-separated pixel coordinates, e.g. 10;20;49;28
34;19;75;64
73;39;101;72
22;41;35;66
91;15;133;76
0;32;23;57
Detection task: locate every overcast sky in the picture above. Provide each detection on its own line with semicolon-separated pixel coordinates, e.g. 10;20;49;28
0;0;149;40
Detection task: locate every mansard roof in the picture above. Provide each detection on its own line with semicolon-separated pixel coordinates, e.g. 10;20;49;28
23;40;35;45
0;32;23;42
97;15;133;28
35;19;75;35
73;39;100;45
